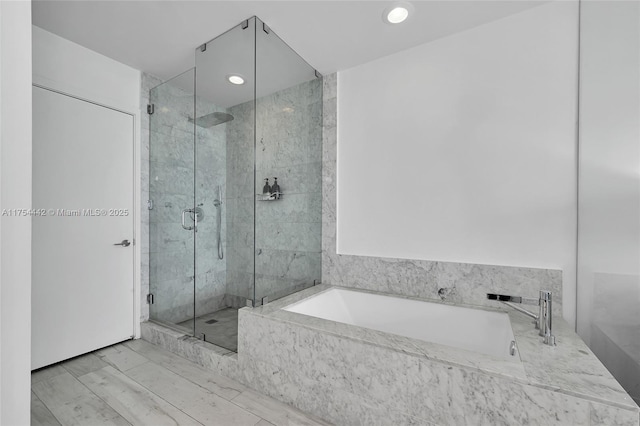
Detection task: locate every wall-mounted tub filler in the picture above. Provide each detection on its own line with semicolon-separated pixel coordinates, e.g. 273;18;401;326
487;290;556;346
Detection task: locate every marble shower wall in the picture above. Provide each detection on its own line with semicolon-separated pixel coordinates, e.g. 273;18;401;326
321;73;563;314
194;94;229;316
255;79;323;302
145;72;228;324
225;78;323;306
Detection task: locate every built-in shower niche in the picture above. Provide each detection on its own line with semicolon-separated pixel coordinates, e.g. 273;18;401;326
148;16;322;353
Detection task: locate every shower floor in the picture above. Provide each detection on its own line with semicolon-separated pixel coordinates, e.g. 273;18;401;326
177;308;239;352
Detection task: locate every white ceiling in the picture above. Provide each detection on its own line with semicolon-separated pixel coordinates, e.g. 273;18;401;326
32;0;545;81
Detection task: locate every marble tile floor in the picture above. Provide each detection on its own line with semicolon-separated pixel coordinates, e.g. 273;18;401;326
31;339;331;426
177;307;239;352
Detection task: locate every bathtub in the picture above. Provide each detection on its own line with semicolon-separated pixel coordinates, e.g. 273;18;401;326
283;287;517;359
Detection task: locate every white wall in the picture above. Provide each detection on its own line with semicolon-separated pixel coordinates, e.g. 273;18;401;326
337;1;578;323
32;26;143;336
0;1;33;424
32;26;140;113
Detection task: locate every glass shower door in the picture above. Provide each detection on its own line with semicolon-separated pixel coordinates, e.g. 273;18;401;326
149;69;197;336
193;18;256;351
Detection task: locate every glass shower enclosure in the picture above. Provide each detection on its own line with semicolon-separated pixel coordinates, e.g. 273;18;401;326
148;17;322;352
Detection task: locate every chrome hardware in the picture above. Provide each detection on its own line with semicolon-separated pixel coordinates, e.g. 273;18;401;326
147;199;153;210
487;290;556;346
315;70;322;79
241;20;249;30
262;296;269;306
246;299;254;308
539;290;556;345
114;239;131;247
190;206;205;223
147;294;154;305
186;205;204;233
147;104;154;115
181;208;194;231
200;43;206;52
214;185;223;260
510;340;517;356
193;206;198;233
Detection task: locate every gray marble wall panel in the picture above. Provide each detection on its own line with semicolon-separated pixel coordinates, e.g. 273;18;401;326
321;74;338;286
225;78;323;304
320;72;563;315
254;79;323;301
224;100;255;306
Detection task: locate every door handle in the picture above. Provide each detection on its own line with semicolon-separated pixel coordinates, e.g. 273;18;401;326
181;208;194;231
114;239;131;247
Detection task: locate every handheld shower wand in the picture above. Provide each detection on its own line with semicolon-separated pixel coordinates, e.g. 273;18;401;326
214;185;224;260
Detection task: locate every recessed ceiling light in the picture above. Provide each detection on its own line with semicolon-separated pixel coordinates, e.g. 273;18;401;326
383;2;414;24
227;74;245;85
387;7;408;23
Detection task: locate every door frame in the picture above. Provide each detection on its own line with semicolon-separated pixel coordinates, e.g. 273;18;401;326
32;83;141;339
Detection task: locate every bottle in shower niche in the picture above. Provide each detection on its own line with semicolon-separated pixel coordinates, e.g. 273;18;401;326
263;178;272;201
271;177;280;200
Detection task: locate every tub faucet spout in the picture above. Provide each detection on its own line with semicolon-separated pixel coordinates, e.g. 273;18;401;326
486;290;556;346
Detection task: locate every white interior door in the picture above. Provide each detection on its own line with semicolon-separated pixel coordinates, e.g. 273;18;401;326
32;86;135;370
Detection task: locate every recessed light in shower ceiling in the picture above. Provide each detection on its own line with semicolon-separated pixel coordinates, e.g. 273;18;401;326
383;2;414;24
227;74;245;85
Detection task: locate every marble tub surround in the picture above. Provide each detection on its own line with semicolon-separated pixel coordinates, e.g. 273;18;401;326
246;284;527;379
237;285;639;425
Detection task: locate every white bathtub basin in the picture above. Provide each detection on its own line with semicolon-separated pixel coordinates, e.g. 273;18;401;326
283;287;517;359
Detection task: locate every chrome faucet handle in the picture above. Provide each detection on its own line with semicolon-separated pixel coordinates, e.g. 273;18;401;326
486;293;539;306
487;291;556;346
487;292;541;329
539;290;556;346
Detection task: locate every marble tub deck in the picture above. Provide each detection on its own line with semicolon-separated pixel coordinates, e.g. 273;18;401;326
241;284;640;424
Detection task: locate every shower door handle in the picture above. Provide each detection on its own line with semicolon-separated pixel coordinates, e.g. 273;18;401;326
113;240;131;247
181;208;194;231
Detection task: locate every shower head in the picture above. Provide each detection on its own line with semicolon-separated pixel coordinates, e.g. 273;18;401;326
188;112;234;128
